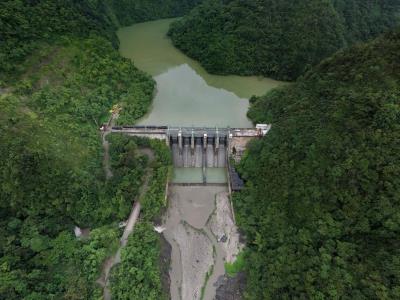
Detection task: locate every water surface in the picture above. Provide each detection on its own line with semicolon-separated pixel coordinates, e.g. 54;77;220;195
117;18;285;127
173;168;227;184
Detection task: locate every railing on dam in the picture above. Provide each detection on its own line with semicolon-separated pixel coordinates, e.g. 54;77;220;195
110;125;270;137
109;124;271;185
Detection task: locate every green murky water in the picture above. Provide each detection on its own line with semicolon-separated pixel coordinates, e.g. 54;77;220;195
117;18;284;128
172;168;227;184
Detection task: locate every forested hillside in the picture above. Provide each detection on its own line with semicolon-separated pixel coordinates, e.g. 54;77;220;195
109;0;202;26
234;30;400;298
0;1;179;298
0;0;201;82
168;0;400;80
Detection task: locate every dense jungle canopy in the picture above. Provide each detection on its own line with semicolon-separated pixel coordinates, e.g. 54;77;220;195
169;0;400;80
0;0;201;81
234;29;400;299
0;1;180;298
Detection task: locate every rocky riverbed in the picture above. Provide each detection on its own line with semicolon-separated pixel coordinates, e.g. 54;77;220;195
162;186;243;300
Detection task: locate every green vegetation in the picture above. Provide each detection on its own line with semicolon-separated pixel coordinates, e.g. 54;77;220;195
110;222;165;300
0;0;202;83
0;35;154;296
107;135;172;222
169;0;400;80
0;1;178;298
0;0;117;82
224;251;245;278
234;30;400;299
107;136;172;299
108;0;202;26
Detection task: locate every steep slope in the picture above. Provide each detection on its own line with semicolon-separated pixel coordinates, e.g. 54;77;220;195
234;30;400;299
0;0;202;82
168;0;400;80
0;1;179;298
108;0;202;26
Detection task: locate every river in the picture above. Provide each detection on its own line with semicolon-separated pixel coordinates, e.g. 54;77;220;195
117;18;284;300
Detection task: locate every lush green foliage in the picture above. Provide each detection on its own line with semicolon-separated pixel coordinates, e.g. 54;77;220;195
0;0;118;81
0;0;202;82
108;0;202;26
0;35;155;296
234;30;400;299
110;222;165;300
169;0;400;80
107;136;171;299
107;135;172;222
224;251;245;278
136;138;172;220
0;0;183;297
0;217;118;299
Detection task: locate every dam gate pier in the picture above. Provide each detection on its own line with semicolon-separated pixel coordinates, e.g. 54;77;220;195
109;125;270;188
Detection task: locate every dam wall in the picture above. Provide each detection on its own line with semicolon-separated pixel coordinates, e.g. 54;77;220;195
109;125;271;185
170;136;227;168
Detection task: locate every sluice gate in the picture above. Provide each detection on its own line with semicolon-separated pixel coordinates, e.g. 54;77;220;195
169;134;227;168
167;128;229;183
109;125;271;185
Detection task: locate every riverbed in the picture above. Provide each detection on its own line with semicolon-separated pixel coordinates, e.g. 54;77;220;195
117;18;284;300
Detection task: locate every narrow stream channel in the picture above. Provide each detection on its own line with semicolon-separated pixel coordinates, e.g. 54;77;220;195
117;18;285;300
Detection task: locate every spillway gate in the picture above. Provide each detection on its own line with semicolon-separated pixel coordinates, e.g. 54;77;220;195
110;125;271;185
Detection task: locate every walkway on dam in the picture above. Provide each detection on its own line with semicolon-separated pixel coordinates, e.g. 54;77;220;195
106;124;271;187
109;125;268;138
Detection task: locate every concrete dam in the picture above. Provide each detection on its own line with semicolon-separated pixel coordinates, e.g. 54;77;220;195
108;124;271;300
110;125;271;185
168;128;228;169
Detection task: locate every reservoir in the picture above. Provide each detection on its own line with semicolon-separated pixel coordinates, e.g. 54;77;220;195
117;18;284;300
117;18;283;127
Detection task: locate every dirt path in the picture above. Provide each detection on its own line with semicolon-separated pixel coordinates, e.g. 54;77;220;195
120;202;142;247
102;113;118;179
103;138;113;179
97;147;155;300
98;202;141;300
